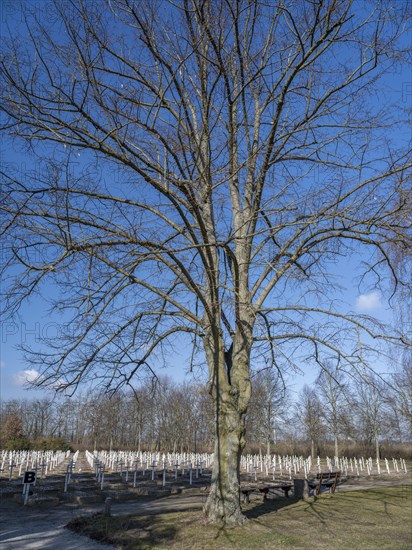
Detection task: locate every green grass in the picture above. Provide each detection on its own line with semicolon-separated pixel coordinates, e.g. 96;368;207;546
67;485;412;549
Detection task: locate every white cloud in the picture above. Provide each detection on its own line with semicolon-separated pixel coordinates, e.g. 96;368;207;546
13;369;40;386
0;361;5;369
356;291;381;311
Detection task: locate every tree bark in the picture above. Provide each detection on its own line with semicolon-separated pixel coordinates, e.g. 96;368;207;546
311;438;315;459
203;320;252;524
204;392;247;525
375;431;380;461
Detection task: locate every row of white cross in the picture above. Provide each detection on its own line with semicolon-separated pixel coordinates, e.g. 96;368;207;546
21;450;79;505
87;450;214;472
322;456;408;476
2;449;408;484
85;449;207;488
85;450;408;481
0;449;70;480
241;454;312;480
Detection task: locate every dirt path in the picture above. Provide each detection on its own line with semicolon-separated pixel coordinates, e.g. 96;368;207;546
0;500;111;549
0;494;206;549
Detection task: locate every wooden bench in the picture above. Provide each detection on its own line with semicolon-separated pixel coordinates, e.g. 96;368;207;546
308;471;341;495
241;483;293;503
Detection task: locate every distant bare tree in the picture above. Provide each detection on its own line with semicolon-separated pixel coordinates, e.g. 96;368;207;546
297;384;325;458
386;360;412;443
247;369;288;455
2;413;25;442
316;363;352;457
354;374;386;460
1;0;410;523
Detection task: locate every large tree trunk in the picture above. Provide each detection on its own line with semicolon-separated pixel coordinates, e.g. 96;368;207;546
204;392;247;525
203;322;252;525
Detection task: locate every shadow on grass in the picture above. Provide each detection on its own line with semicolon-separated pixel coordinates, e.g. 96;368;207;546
244;484;412;523
67;512;178;548
243;495;299;520
67;485;412;549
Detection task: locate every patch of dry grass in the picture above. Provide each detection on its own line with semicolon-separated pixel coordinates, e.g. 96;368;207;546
67;485;412;549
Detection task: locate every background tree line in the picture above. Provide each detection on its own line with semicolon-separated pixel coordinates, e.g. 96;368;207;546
2;361;410;459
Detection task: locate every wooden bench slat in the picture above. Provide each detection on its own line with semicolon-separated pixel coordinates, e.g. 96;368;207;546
241;483;293;502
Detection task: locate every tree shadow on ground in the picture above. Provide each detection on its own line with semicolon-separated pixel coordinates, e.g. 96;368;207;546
67;511;178;549
245;484;412;523
243;495;299;519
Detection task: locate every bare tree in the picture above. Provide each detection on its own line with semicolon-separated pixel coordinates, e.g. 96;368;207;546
128;386;151;452
297;384;325;458
354;374;387;460
247;369;288;455
1;412;25;443
389;359;412;440
316;363;352;457
1;0;410;523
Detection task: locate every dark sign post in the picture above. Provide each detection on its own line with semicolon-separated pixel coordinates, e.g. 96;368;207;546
23;470;36;505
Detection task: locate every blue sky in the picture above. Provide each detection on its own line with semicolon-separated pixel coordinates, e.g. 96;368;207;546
0;259;392;400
